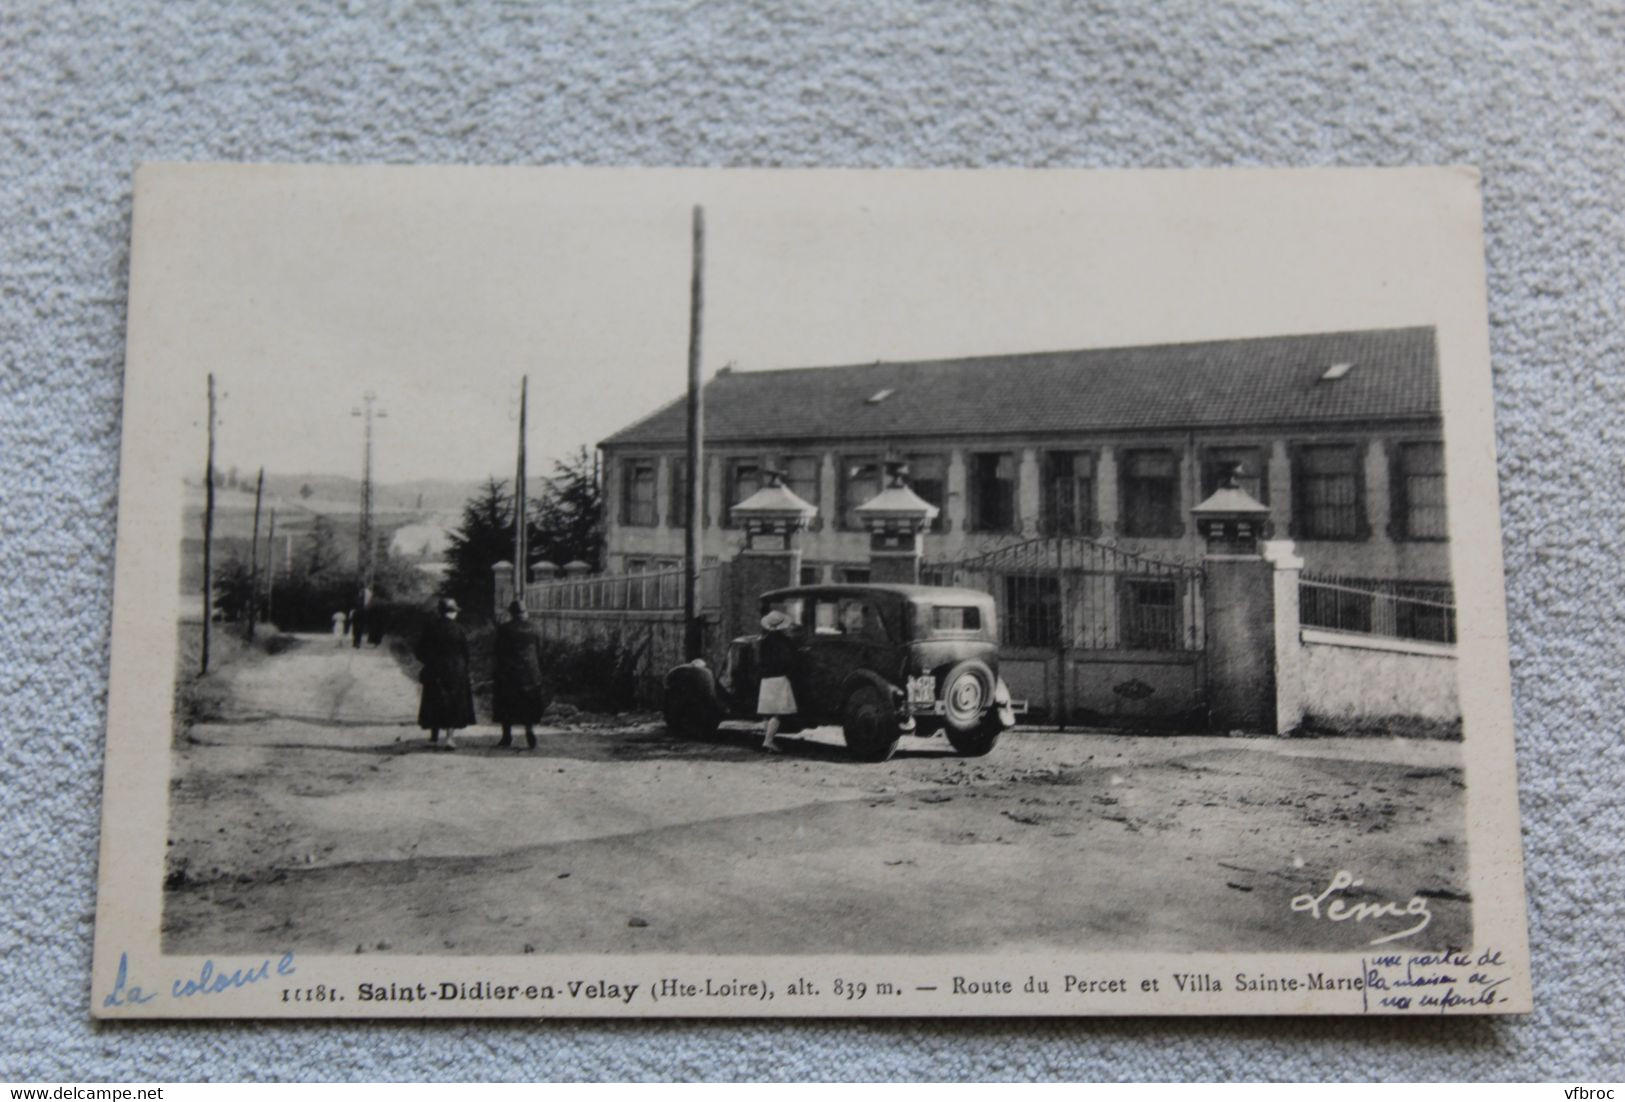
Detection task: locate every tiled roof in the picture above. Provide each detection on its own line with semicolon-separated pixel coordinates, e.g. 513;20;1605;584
601;327;1439;447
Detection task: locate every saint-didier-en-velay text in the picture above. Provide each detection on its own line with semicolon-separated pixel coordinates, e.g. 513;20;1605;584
103;949;1517;1014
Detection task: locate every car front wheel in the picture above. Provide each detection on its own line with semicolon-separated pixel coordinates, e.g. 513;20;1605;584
940;659;1002;756
841;684;901;763
944;717;1001;756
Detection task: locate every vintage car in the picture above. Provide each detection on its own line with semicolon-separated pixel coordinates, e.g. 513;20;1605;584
662;584;1024;762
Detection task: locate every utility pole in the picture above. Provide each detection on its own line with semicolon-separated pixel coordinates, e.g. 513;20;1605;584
351;391;385;647
245;467;264;642
264;507;277;627
683;205;706;660
513;375;528;601
201;374;217;674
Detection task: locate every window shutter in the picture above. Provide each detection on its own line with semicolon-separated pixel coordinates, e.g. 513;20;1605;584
1387;441;1407;542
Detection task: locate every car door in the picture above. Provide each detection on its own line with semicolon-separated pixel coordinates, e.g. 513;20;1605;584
794;594;895;720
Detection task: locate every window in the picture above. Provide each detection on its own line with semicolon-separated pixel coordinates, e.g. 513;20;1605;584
619;458;656;527
780;454;822;528
929;605;982;634
1121;450;1181;538
722;457;762;528
905;452;947;533
811;596;887;640
1119;579;1179;650
1394;441;1447;541
836;565;871;584
968;452;1017;532
1003;575;1060;647
1201;445;1268;504
763;595;806;626
624;558;649;573
666;457;707;529
1041;450;1095;535
799;564;823;586
1294;444;1364;540
839;455;883;530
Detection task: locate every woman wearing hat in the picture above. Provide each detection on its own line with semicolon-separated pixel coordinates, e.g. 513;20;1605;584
414;597;476;749
757;609;799;753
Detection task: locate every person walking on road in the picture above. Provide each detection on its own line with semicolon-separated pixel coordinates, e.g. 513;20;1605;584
493;599;550;750
332;609;347;645
757;609;799;753
415;597;476;750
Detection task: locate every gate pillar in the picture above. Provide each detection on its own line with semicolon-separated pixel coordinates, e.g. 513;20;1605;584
857;461;940;585
492;561;514;618
725;470;818;644
1194;465;1303;734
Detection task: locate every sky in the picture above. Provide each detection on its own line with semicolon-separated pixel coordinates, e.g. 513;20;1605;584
131;165;1472;485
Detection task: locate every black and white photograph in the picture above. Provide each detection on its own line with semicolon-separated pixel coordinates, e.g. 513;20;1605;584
92;164;1529;1017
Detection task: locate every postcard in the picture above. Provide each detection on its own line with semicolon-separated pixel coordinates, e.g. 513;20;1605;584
92;164;1529;1017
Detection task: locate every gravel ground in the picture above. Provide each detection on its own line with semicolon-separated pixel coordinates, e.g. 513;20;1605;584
163;634;1470;956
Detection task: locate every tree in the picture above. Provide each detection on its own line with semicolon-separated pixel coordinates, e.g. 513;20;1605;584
439;453;605;621
532;446;604;569
299;514;344;579
212;554;257;622
370;538;430;605
441;478;514;621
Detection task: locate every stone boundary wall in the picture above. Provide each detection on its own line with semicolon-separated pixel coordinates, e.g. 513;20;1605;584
1298;626;1461;723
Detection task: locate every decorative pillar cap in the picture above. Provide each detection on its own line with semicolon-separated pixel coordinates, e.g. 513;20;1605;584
730;468;818;532
855;461;939;531
1192;462;1270;554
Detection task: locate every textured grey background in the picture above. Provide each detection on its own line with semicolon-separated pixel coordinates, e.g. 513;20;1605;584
2;0;1620;1083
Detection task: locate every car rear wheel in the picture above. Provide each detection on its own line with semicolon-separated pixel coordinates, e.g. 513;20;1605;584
841;685;901;763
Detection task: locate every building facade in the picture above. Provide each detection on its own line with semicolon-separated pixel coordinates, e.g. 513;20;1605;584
597;327;1450;591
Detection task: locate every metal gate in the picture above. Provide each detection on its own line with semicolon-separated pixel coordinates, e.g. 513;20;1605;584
921;537;1207;727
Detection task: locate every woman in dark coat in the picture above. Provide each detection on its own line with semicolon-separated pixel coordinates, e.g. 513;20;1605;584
493;600;550;750
415;597;476;749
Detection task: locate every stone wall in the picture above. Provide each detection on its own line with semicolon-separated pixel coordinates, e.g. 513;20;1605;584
1298;627;1461;726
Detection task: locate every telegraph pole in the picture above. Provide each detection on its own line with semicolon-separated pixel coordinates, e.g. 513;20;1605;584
683;205;706;660
513;375;529;601
264;507;277;627
201;374;216;674
351;391;386;647
245;467;264;642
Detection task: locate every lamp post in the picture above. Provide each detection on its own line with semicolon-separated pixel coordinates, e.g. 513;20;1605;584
854;461;940;584
730;468;818;554
1191;461;1270;556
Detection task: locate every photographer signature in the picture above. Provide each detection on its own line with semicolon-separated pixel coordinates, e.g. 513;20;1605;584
1290;870;1432;946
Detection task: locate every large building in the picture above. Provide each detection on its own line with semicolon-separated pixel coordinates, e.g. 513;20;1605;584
597;326;1449;590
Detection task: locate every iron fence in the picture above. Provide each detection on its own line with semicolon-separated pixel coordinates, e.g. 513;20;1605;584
921;536;1205;652
1298;573;1456;644
524;564;720;614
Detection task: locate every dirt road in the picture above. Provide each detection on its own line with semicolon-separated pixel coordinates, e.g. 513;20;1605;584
165;635;1470;956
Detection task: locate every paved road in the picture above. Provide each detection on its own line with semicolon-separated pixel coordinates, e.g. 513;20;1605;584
164;634;1471;956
